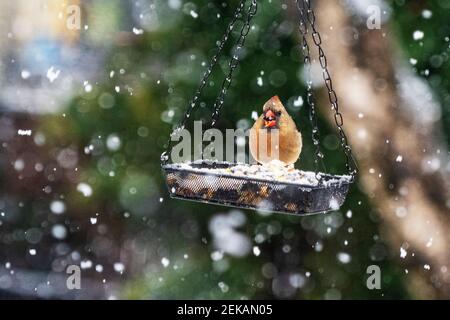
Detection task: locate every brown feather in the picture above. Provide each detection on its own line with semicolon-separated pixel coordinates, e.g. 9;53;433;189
249;96;302;165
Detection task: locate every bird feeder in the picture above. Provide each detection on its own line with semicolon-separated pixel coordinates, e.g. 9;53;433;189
160;0;358;215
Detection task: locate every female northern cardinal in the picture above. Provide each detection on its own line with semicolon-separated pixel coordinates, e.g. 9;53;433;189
249;96;302;165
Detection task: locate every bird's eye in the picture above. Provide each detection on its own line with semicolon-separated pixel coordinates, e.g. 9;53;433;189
276;111;281;116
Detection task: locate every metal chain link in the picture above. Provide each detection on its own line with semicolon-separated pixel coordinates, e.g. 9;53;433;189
162;0;357;179
293;0;326;176
210;0;258;127
161;0;247;165
301;0;358;178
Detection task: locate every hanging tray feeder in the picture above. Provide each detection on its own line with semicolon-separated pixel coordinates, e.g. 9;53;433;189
161;0;358;215
163;161;352;215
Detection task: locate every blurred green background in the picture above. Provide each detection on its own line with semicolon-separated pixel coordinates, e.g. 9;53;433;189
0;0;448;299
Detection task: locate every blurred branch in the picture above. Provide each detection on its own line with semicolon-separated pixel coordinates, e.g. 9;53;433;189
314;0;450;298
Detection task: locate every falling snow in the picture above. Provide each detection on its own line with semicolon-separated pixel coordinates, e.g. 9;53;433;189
189;10;198;19
132;27;144;35
413;30;424;41
77;183;93;197
400;247;407;259
421;10;432;19
114;262;125;274
293;96;304;107
17;129;32;136
50;200;66;215
161;257;170;268
46;67;61;83
21;70;31;79
257;77;264;87
337;252;351;264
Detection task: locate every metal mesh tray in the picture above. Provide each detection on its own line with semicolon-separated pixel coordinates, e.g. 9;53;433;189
162;161;352;215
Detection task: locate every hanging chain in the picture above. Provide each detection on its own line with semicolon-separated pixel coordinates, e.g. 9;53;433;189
293;0;326;175
300;0;358;178
161;0;247;165
210;0;258;127
162;0;357;178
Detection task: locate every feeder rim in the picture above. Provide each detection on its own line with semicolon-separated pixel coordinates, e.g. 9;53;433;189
162;161;354;190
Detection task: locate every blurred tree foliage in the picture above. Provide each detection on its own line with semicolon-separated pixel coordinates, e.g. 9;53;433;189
390;0;450;146
29;0;449;299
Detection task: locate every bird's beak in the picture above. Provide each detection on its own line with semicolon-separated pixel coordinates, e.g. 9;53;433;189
264;110;277;128
264;120;277;128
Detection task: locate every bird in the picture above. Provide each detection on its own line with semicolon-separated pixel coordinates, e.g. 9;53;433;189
249;96;302;165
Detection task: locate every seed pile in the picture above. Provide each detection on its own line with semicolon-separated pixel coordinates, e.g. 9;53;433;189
167;160;351;186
